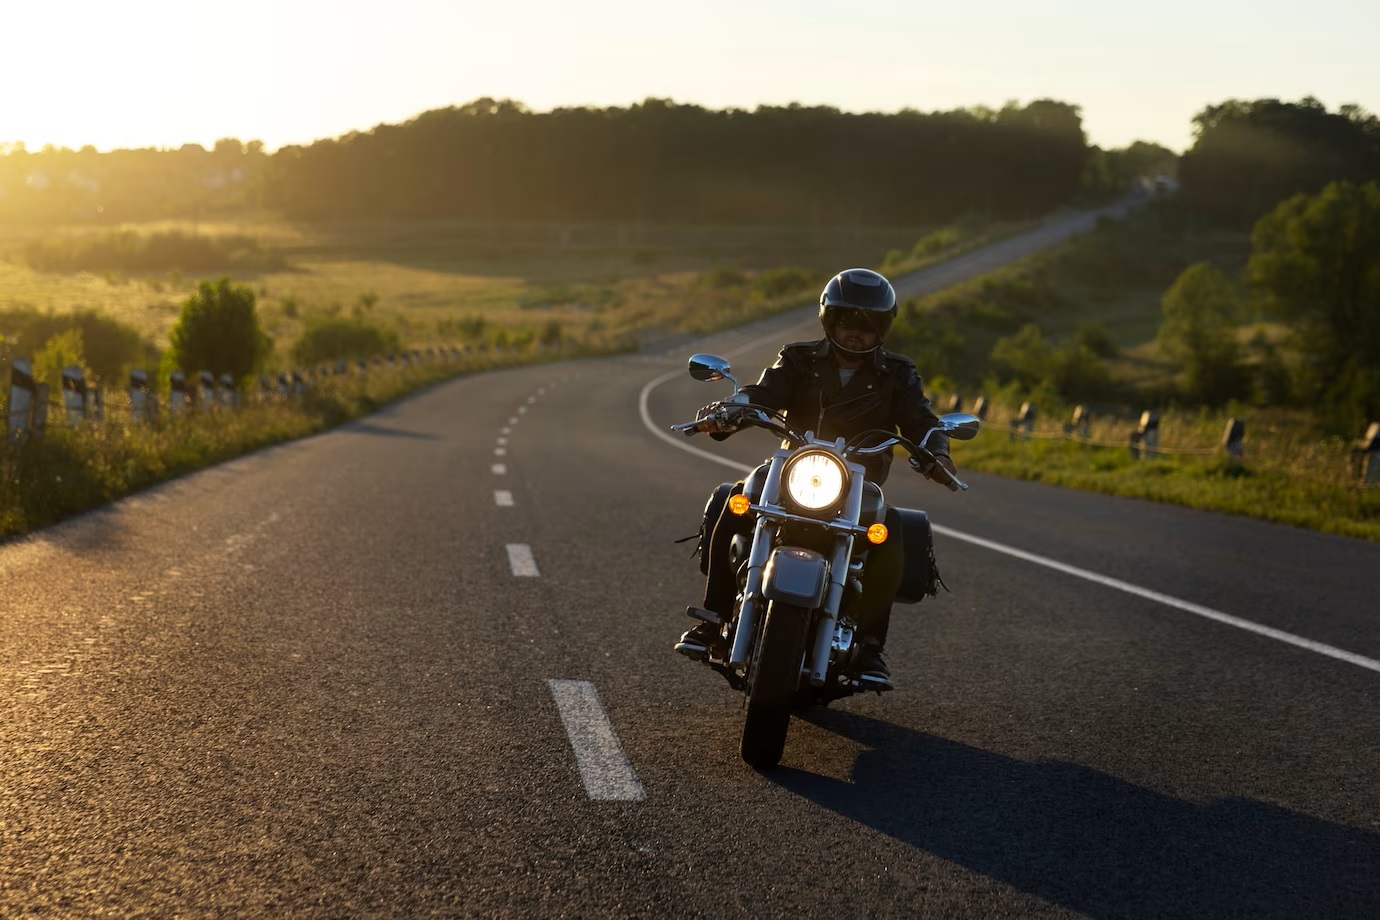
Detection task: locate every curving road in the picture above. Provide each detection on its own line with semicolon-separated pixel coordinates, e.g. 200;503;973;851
3;207;1378;917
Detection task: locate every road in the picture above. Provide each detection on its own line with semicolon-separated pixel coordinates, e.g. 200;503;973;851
3;207;1378;917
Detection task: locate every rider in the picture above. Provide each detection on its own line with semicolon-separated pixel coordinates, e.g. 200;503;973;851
676;267;957;688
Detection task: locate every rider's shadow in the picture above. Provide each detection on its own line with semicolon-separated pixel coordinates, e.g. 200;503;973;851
772;709;1380;920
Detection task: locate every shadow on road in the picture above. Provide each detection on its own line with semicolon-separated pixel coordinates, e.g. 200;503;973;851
772;709;1379;919
342;421;441;441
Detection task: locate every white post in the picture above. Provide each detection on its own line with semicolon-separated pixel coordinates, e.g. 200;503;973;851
1138;411;1160;459
169;371;188;416
61;365;86;425
8;358;36;441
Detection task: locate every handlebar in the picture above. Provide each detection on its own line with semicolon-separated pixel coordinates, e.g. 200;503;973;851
671;406;969;491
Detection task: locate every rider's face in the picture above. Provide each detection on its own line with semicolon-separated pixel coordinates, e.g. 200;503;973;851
832;310;880;354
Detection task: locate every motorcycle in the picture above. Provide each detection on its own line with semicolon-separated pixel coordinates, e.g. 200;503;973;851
671;353;980;768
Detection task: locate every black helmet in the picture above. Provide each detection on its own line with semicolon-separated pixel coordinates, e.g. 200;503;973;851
819;268;897;357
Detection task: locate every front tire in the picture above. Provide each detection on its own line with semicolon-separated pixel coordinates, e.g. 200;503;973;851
740;601;809;769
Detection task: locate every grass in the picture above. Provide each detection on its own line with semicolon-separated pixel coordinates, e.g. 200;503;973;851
943;395;1380;541
0;215;951;361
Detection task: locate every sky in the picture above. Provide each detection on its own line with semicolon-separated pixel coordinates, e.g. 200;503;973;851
3;0;1377;155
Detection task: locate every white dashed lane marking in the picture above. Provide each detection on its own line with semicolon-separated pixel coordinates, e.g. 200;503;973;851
494;447;507;457
494;490;514;507
547;680;645;802
492;464;507;475
497;437;509;446
508;416;519;425
506;544;540;577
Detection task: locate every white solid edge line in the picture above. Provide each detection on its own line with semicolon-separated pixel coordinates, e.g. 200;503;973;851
494;490;514;507
637;365;1380;676
547;679;646;801
506;543;540;577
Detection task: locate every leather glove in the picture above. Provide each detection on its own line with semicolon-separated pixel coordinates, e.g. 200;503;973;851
696;392;751;433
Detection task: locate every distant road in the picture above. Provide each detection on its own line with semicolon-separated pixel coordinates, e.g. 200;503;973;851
3;196;1376;917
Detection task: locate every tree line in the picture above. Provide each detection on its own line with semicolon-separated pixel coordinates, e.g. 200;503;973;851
1;99;1091;227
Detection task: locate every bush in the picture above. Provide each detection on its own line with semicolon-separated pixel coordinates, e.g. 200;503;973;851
751;266;814;300
0;307;157;382
168;278;273;380
23;230;287;275
698;267;747;290
1075;322;1119;358
291;317;401;366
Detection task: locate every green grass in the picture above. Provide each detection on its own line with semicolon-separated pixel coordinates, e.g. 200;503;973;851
944;396;1380;541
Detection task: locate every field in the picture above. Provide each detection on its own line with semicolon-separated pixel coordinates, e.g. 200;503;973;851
0;216;982;366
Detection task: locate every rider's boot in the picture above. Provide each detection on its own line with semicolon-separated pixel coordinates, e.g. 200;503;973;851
856;642;894;692
675;619;724;659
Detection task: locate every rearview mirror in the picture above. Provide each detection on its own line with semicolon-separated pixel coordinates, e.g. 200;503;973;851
688;354;733;383
939;412;981;440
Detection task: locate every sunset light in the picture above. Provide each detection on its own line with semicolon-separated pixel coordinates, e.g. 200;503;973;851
3;0;1378;153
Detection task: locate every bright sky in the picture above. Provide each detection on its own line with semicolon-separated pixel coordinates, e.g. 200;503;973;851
4;0;1377;155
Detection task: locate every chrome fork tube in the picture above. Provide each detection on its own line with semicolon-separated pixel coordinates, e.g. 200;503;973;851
729;517;775;668
805;470;864;685
806;534;853;685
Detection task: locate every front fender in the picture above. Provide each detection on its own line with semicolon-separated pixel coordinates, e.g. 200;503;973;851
761;547;829;609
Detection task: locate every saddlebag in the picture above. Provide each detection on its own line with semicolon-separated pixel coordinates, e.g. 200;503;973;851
893;508;943;604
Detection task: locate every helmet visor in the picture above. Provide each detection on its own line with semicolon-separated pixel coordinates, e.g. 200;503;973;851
824;307;892;341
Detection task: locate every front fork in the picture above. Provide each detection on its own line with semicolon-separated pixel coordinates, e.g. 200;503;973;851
728;519;854;688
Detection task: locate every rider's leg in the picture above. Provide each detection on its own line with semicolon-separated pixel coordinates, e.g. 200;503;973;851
678;482;747;655
852;507;906;685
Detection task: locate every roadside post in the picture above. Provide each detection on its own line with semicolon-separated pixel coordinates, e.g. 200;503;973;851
170;371;188;416
219;373;236;408
971;396;988;420
8;358;36;441
1067;405;1091;441
1354;422;1380;487
1010;402;1036;441
1221;418;1245;462
61;366;87;426
1132;411;1160;459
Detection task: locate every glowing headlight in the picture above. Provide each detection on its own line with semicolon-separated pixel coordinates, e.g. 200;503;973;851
784;452;847;510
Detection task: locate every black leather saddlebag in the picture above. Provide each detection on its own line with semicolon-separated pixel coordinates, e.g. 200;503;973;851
893;508;941;604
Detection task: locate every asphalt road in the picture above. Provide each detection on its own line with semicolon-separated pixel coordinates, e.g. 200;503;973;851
3;209;1378;917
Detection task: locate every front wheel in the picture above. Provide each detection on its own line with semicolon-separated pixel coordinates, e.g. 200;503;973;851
740;601;809;769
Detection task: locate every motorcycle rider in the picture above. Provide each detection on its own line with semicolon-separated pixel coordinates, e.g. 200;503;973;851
676;267;957;688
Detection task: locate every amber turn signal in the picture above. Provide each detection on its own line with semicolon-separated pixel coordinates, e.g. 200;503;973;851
866;523;888;544
728;494;751;516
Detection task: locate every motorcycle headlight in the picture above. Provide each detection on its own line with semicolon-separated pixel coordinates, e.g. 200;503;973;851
783;451;848;511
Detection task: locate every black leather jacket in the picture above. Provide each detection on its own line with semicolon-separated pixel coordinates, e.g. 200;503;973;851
725;339;948;484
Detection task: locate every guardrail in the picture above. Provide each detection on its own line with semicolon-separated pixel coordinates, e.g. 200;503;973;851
940;393;1379;488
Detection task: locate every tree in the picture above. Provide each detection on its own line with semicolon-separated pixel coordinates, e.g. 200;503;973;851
168;278;272;380
1246;180;1380;423
1180;98;1380;226
1158;262;1248;404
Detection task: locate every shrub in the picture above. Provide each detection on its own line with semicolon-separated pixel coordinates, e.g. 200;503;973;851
751;266;814;300
168;278;273;380
23;230;287;275
0;307;157;381
291;317;401;366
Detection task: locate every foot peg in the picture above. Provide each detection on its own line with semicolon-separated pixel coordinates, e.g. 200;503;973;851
685;605;723;624
857;673;894;693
